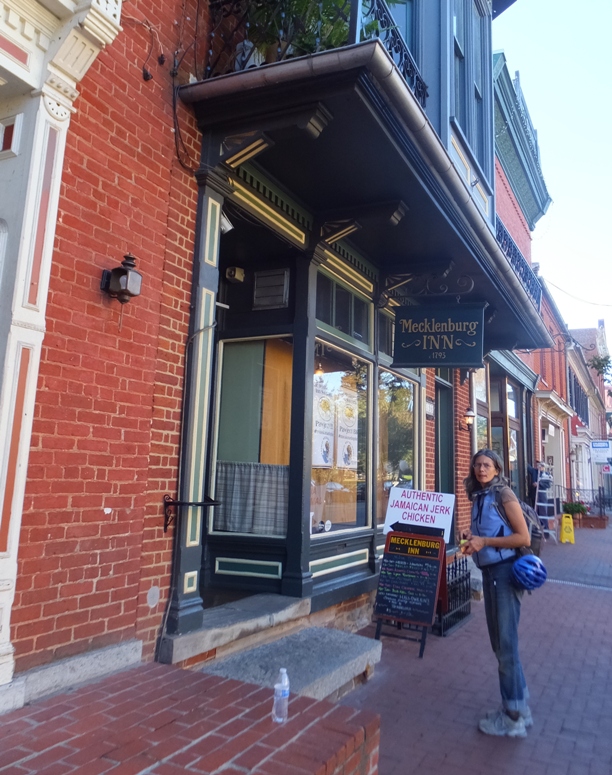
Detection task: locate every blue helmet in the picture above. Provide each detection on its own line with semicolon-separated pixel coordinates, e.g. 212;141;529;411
512;555;547;590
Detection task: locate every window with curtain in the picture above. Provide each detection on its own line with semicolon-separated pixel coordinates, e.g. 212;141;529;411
213;337;293;536
311;343;369;534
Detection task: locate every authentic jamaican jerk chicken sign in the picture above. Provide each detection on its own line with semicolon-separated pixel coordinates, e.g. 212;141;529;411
392;303;485;368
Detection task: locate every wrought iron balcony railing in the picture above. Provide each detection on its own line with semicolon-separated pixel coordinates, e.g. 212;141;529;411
495;216;542;311
206;0;428;108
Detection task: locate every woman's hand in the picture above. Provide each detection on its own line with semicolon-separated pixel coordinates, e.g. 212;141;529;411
464;535;486;554
459;529;473;554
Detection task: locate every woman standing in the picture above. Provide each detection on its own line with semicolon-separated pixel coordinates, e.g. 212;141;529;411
462;449;531;738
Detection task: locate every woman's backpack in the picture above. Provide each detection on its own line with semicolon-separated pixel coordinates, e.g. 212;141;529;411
495;491;543;557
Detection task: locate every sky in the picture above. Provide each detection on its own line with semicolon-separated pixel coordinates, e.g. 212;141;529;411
492;0;612;347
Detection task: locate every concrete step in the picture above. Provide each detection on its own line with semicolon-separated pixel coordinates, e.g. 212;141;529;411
159;594;311;664
201;626;382;701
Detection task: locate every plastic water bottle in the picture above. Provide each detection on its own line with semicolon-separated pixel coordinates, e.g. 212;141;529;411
271;667;290;723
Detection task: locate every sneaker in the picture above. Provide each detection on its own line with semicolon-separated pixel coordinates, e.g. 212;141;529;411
484;706;533;729
479;709;526;738
521;707;533;728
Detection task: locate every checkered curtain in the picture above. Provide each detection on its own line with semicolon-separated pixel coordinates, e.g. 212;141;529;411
213;461;289;536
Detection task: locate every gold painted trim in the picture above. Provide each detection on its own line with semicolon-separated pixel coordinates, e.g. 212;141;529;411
229;179;306;245
204;199;220;266
322;252;374;294
186;288;216;548
226;138;270;168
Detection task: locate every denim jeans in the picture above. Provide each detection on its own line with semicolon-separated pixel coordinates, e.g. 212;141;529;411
481;558;529;713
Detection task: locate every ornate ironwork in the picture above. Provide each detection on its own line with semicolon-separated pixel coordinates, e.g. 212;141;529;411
377;268;474;307
433;554;471;637
163;494;220;533
204;0;427;108
361;0;428;107
495;216;542;311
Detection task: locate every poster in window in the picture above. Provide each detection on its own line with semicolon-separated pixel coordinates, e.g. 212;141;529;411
336;388;358;470
312;380;334;468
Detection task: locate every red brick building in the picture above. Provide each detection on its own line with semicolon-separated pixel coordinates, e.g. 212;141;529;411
0;0;552;707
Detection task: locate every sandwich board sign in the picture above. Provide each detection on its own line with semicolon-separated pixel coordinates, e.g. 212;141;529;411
374;530;445;657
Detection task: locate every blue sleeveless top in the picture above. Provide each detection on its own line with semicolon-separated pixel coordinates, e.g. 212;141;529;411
470;486;516;568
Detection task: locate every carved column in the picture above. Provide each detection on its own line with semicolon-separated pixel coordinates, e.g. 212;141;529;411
164;170;226;634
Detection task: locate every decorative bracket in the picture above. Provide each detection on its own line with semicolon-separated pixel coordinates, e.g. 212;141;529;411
163;494;220;533
377;260;461;308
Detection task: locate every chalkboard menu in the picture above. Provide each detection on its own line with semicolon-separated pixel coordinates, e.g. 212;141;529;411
375;531;445;628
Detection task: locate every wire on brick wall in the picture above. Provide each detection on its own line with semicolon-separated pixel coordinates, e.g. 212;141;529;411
122;13;166;80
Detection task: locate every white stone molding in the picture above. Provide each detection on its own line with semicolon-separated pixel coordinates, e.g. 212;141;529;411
78;0;123;47
42;93;71;118
1;2;122;100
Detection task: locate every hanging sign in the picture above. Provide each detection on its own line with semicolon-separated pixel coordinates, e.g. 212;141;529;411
392;303;485;368
383;487;455;543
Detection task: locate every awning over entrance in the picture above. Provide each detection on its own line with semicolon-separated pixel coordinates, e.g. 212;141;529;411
181;40;552;353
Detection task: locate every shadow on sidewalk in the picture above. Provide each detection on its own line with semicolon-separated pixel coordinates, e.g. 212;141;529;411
341;524;612;775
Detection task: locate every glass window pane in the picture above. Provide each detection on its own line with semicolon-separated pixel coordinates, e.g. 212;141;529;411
508;428;519;494
353;296;369;343
491;425;503;460
476;414;488;450
454;0;465;127
311;346;368;534
490;381;500;412
506;382;518;418
473;368;487;403
472;2;482;90
436;367;452;384
377;370;415;525
334;285;351;334
316;272;332;325
390;0;414;50
214;338;293;536
454;0;465;46
378;312;393;357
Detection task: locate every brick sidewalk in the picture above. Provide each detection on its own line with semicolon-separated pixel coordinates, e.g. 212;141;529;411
341;525;612;775
0;664;379;774
2;525;611;775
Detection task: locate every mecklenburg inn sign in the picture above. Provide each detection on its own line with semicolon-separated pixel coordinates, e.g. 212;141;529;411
393;303;485;368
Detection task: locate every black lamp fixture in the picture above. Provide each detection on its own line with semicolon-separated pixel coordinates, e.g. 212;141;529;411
101;253;143;305
459;407;476;431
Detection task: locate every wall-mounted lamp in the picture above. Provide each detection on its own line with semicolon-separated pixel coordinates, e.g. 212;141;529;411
101;253;143;305
459;407;476;431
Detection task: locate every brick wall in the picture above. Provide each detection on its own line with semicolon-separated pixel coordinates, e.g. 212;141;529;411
453;372;472;538
12;1;203;671
495;159;532;261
